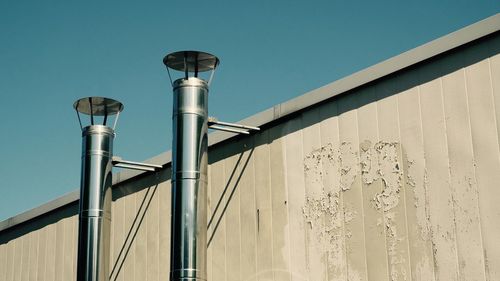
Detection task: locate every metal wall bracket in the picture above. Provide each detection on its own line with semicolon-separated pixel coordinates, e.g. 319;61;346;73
208;116;260;135
112;156;163;172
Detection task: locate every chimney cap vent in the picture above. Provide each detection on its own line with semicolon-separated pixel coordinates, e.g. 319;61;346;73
163;50;219;73
73;97;124;116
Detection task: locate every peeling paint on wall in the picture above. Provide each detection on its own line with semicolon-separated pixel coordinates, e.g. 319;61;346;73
360;141;407;281
303;142;359;278
385;211;407;281
301;137;487;281
373;142;402;212
303;141;405;228
360;140;377;185
303;141;410;280
408;160;431;241
359;141;403;212
340;142;359;191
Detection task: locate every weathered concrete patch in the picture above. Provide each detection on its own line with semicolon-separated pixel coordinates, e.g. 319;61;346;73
303;140;408;280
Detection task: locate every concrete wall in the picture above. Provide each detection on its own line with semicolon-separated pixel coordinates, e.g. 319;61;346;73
1;31;499;281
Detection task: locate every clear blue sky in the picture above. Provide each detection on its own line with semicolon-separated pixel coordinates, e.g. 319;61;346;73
0;0;498;221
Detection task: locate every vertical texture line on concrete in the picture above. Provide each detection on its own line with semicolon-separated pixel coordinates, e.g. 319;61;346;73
267;131;276;280
373;93;391;281
438;77;462;279
281;123;292;281
416;85;438;281
222;160;227;281
354;106;369;281
251;136;259;280
395;91;414;281
318;113;328;281
464;65;488;281
338;104;349;281
487;58;500;165
237;153;243;281
299;119;309;278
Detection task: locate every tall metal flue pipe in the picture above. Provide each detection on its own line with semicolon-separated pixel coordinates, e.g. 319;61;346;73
164;51;219;281
74;97;123;281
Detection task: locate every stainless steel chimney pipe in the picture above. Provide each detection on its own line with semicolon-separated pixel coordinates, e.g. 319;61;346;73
77;125;114;281
170;77;209;281
164;51;219;281
74;97;123;281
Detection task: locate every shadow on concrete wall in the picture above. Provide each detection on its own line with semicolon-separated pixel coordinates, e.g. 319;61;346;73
108;135;256;279
207;147;255;247
109;183;159;281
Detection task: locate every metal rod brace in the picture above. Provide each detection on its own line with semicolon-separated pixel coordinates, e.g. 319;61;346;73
208;116;260;135
112;157;163;172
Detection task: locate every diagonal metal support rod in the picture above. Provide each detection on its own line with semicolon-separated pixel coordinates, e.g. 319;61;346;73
112;157;163;172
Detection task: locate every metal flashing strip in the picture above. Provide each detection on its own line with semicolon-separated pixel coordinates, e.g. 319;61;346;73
1;13;499;233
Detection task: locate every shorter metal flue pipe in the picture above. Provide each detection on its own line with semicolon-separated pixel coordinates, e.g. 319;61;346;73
74;97;123;281
77;125;114;281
